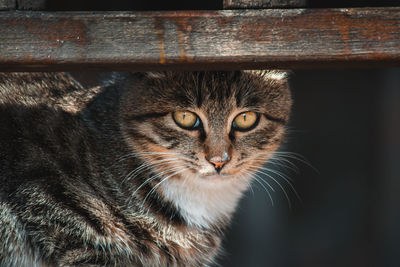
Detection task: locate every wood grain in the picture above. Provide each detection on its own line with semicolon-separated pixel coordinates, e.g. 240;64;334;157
0;8;399;71
223;0;307;9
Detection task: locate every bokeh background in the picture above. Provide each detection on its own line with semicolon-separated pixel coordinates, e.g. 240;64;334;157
220;68;400;267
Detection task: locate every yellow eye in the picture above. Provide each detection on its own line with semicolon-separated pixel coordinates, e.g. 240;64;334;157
173;111;200;129
233;111;259;131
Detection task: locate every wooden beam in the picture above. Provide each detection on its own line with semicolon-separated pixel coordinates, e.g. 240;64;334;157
223;0;307;9
0;8;399;71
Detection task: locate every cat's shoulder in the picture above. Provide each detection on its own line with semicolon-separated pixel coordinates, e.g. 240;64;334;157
0;72;109;114
0;72;78;104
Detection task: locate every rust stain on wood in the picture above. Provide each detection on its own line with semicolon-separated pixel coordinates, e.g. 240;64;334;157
154;18;166;64
177;29;187;62
236;8;400;59
172;17;194;63
7;17;87;46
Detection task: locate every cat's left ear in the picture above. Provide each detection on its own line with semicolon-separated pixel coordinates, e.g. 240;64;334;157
243;70;290;82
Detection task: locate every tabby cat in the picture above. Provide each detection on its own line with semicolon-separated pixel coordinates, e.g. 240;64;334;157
0;71;291;266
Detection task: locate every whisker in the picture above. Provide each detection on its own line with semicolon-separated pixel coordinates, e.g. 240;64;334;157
267;158;300;173
251;173;275;206
117;151;177;162
255;166;302;204
272;152;318;173
265;155;300;173
240;169;274;204
250;157;299;173
122;158;181;185
126;166;184;207
252;150;318;174
240;173;255;198
125;158;180;178
244;169;276;193
256;164;294;182
248;166;292;209
130;166;184;198
141;168;187;211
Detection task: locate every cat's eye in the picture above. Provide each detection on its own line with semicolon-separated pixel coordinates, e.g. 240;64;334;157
173;111;200;130
232;111;259;132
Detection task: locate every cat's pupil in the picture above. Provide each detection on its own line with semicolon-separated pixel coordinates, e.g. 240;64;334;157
232;111;259;132
173;110;199;129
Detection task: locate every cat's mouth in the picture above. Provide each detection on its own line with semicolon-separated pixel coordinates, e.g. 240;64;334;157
193;164;243;180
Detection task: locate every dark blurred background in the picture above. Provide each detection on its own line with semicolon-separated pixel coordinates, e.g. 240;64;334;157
221;68;400;267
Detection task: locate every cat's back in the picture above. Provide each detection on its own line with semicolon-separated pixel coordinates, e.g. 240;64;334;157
0;73;100;195
0;73;100;266
0;72;77;106
0;74;63;265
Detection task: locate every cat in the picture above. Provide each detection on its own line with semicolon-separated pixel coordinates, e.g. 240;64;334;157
0;70;291;266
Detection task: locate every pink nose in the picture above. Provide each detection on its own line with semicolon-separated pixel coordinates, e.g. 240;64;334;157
209;160;228;169
207;152;231;171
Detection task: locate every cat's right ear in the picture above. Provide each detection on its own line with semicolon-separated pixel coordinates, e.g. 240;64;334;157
243;70;290;82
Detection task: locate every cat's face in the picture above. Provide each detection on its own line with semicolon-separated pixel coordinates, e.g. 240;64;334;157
120;71;291;227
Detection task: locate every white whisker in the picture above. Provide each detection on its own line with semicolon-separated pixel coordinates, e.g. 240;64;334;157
251;173;274;206
240;173;255;198
267;158;299;173
248;165;292;209
268;156;300;173
272;152;318;173
122;158;181;185
141;168;187;211
250;157;299;173
130;166;183;198
126;166;184;208
255;166;302;204
117;151;178;162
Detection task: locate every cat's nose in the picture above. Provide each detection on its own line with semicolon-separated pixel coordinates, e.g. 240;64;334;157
207;152;231;172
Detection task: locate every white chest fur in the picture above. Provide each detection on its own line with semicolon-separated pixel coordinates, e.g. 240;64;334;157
160;173;250;228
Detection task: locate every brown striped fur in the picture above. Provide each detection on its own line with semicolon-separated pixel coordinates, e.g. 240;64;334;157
0;71;291;266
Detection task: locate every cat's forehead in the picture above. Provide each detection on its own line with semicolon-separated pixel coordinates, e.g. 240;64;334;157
145;71;287;109
126;71;290;121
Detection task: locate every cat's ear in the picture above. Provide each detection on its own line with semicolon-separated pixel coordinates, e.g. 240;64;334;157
243;70;290;82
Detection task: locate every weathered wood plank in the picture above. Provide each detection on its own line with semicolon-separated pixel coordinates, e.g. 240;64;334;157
0;0;15;10
0;8;399;71
223;0;307;9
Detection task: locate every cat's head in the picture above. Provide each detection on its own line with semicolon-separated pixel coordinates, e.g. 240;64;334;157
120;71;291;227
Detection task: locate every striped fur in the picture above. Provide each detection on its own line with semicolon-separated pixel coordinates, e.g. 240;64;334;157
0;71;291;266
